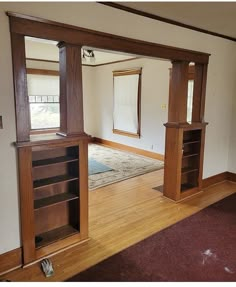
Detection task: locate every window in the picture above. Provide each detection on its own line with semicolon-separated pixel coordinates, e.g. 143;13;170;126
27;72;60;130
187;79;194;123
113;69;142;138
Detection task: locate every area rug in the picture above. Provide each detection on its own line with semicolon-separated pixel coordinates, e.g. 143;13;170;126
88;158;113;176
68;193;236;282
88;144;164;190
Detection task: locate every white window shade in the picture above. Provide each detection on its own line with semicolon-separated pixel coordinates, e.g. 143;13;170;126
27;74;60;129
27;74;59;96
113;71;141;136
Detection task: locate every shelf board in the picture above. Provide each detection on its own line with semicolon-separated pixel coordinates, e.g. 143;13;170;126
181;183;197;192
35;225;79;249
182;152;199;158
181;167;198;175
183;140;200;145
33;175;78;189
32;156;78;168
34;193;78;210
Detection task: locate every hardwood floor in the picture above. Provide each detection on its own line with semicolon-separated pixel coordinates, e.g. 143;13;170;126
2;169;235;282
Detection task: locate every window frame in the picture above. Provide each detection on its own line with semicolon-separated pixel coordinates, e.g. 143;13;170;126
112;68;142;138
26;68;60;134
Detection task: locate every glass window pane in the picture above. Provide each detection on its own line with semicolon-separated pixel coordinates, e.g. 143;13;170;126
187;80;194;123
30;103;60;129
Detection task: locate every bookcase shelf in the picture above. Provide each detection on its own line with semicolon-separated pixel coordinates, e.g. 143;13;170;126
33;175;78;189
182;152;199;158
35;225;79;249
32;155;78;168
34;192;79;210
181;167;199;175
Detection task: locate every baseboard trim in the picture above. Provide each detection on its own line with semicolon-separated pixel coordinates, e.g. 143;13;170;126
0;248;22;276
227;172;236;182
202;171;236;188
93;137;164;161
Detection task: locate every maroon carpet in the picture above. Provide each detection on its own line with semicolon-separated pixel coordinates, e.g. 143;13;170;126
68;193;236;282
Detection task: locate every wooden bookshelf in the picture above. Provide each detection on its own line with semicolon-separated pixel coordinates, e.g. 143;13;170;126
164;122;207;201
17;137;89;264
32;155;78;168
33;175;79;189
34;193;79;210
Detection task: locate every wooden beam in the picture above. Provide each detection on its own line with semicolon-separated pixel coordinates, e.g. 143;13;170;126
7;12;210;64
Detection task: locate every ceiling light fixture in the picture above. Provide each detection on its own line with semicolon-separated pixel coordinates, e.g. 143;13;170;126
82;49;95;63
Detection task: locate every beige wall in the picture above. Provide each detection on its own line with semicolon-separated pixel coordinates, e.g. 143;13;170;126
228;80;236;172
0;2;235;254
87;58;170;155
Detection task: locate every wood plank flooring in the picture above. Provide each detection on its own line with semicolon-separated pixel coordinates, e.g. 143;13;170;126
2;169;236;282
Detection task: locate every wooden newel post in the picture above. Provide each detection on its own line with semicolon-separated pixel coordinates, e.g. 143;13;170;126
57;42;85;136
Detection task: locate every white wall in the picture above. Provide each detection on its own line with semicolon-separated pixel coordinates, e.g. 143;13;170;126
89;58;170;155
0;2;235;254
228;84;236;173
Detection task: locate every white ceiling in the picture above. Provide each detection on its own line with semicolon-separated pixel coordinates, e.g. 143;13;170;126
25;37;135;66
116;2;236;39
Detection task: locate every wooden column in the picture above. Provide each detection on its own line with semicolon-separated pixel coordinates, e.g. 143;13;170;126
58;42;84;136
168;61;189;123
192;63;208;122
10;33;30;142
18;147;35;263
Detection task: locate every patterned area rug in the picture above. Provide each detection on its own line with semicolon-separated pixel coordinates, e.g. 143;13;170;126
88;144;164;190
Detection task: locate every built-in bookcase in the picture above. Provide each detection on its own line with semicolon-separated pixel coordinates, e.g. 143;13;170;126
32;145;80;249
17;136;89;264
164;123;207;201
181;129;201;192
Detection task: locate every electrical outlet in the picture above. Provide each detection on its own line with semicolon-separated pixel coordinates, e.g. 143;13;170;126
0;116;3;129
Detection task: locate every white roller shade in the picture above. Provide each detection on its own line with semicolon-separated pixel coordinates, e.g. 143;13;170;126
113;73;140;134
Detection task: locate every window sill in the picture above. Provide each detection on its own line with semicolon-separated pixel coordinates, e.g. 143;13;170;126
30;128;59;135
113;129;140;139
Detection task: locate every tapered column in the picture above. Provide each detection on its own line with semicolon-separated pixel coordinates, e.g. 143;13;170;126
192;63;208;122
168;61;189;123
58;42;84;136
11;33;30;141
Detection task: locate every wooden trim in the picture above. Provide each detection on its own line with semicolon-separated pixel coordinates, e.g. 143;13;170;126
26;56;141;68
101;2;236;43
93;137;164;161
0;248;22;276
26;68;59;76
30;128;59;135
18;147;36;264
26;57;59;64
112;129;140;139
113;68;142;76
113;68;142;138
227;172;236;183
7;12;210;63
91;57;141;67
202;172;228;188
